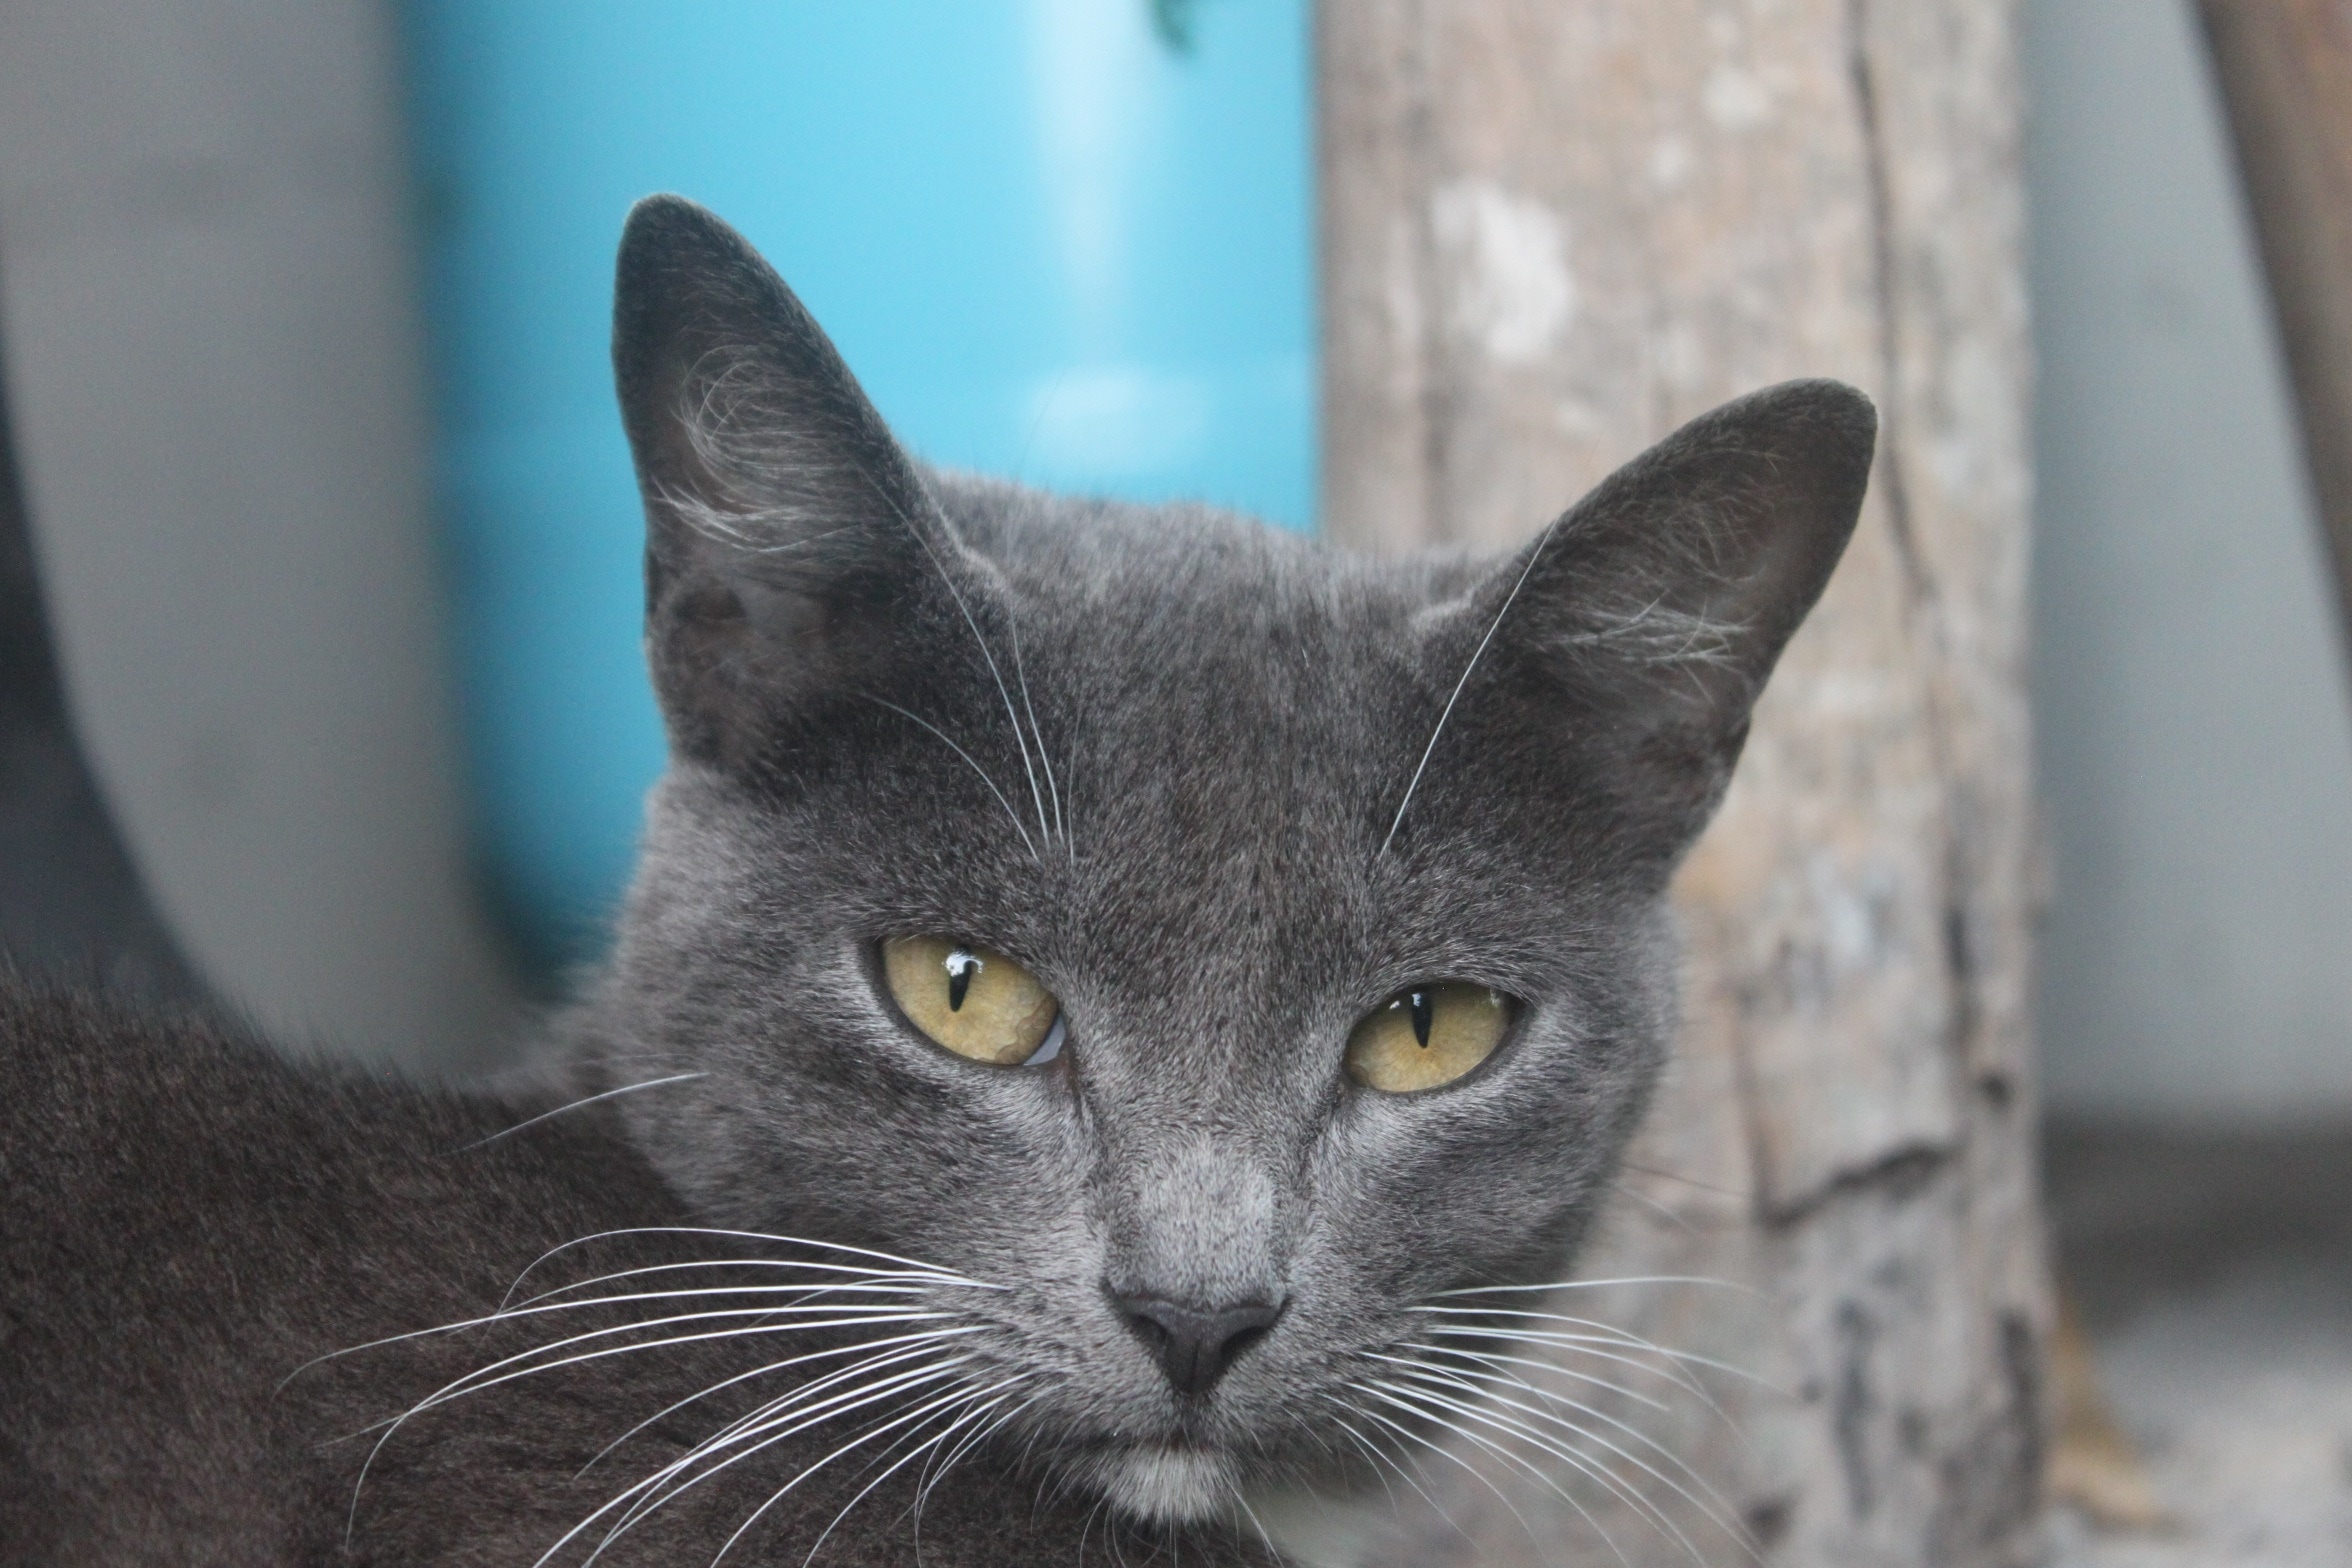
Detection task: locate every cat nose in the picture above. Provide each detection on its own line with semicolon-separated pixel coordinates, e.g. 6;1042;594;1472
1109;1291;1285;1396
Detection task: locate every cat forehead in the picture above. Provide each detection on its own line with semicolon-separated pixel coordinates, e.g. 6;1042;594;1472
861;480;1562;953
932;472;1455;708
947;489;1442;800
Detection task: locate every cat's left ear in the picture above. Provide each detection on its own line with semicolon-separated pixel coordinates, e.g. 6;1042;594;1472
1438;380;1875;851
612;195;981;768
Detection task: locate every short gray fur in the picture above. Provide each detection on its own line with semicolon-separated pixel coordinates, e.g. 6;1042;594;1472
0;196;1873;1564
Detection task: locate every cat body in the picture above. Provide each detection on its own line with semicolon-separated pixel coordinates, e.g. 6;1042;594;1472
0;982;1254;1565
0;197;1874;1564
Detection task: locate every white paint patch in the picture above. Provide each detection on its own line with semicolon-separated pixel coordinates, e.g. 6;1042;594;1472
1809;851;1903;974
1554;397;1605;437
1429;179;1575;366
1654;321;1707;392
1382;211;1425;350
1701;64;1774;132
1929;336;2018;505
1648;133;1694;192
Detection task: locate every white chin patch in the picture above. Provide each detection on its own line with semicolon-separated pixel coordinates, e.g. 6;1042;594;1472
1096;1444;1231;1524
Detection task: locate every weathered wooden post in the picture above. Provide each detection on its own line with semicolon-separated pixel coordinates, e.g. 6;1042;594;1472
1319;3;2047;1563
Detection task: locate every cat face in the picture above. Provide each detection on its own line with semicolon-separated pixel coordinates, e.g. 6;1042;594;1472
580;197;1872;1523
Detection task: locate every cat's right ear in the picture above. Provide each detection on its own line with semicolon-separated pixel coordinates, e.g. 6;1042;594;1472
1407;379;1875;860
613;195;965;768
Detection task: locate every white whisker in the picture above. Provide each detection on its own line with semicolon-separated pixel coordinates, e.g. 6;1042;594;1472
1406;1350;1687;1458
1381;1355;1748;1561
1007;615;1067;856
1380;515;1563;858
349;1311;964;1496
680;1339;971;1456
498;1227;993;1310
1364;1374;1690;1568
794;1380;1025;1568
1340;1389;1553;1554
1373;1372;1674;1542
363;1292;943;1376
511;1259;970;1315
453;1074;710;1153
856;471;1053;856
1221;1470;1282;1563
859;694;1039;861
1606;1178;1703;1236
346;1313;964;1543
305;1244;957;1381
1316;1404;1409;1515
1412;1307;1774;1391
1356;1379;1634;1568
551;1355;982;1568
912;1389;1038;1533
501;1283;940;1320
648;1371;1002;1568
363;1319;954;1475
1381;1351;1689;1477
579;1327;983;1477
1430;1276;1749;1299
1412;1322;1746;1430
1415;1339;1671;1413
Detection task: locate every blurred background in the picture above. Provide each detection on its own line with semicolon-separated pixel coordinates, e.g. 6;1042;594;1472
0;0;2342;1106
0;0;1313;1053
0;0;2347;1558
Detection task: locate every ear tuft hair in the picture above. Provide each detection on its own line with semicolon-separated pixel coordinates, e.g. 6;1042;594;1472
1414;379;1875;856
611;196;978;769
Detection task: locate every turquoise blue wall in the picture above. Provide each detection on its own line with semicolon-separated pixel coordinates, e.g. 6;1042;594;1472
400;2;1315;968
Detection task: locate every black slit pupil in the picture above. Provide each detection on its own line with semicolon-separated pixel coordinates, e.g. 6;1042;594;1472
1408;990;1433;1047
946;951;978;1011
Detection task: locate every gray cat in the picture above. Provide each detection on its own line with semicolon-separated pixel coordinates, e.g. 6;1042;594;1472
0;196;1872;1565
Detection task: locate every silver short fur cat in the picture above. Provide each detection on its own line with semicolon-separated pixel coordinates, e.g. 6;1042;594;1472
0;196;1871;1565
576;202;1869;1525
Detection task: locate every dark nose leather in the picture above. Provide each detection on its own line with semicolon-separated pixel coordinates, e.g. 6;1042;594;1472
1110;1292;1285;1396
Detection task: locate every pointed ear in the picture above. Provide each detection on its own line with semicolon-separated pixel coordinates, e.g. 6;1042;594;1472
612;195;968;766
1442;380;1875;849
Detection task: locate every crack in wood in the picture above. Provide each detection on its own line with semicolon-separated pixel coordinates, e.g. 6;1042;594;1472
1844;0;1931;607
1765;1141;1954;1230
1846;0;1996;1097
1835;1297;1882;1519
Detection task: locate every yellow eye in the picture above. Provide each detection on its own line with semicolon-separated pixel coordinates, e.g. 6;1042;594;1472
1344;983;1510;1093
881;936;1062;1066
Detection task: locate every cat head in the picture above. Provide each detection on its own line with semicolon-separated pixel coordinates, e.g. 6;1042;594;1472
582;195;1871;1522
